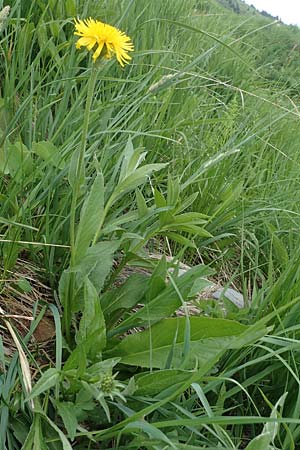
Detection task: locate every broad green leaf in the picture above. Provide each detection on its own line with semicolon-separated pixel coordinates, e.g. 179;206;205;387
175;192;199;213
65;0;77;15
101;273;149;328
119;138;147;182
32;140;65;169
74;172;105;263
267;223;289;267
0;97;7;132
162;223;212;237
77;278;106;358
127;150;148;177
244;433;272;450
21;415;48;450
37;22;61;65
167;176;180;207
101;210;138;235
136;189;148;218
165;231;196;248
58;269;70;312
119;137;134;182
0;146;9;174
63;343;88;374
40;412;73;450
111;265;213;334
74;240;119;292
86;358;120;376
11;417;30;447
68;147;84;190
188;277;213;298
17;278;32;293
110;164;166;206
27;368;60;401
245;392;288;450
154;188;166;208
172;212;208;224
108;317;266;369
5;140;33;178
135;369;196;396
55;401;78;441
146;256;167;302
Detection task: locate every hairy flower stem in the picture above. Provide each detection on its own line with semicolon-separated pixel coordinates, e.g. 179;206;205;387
70;66;98;266
64;65;98;342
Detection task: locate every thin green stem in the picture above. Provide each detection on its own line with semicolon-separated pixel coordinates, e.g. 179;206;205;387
64;65;99;343
70;66;98;267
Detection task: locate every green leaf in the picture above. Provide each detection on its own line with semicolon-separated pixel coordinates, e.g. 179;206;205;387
32;141;65;169
40;412;73;450
154;188;166;208
0;97;7;132
68;148;84;190
167;176;180;207
172;212;208;224
101;273;149;328
245;392;288;450
0;146;9;174
74;172;105;263
65;0;76;15
17;278;32;293
244;433;273;450
136;189;148;218
119;137;147;183
63;343;88;374
119;138;134;182
74;240;119;292
101;210;138;235
182;148;240;190
119;138;147;182
55;401;78;441
135;369;195;396
120;420;176;449
58;270;70;312
165;231;196;248
188;277;213;298
5;140;33;178
163;223;212;237
267;223;289;267
111;265;213;334
108;317;266;369
176;192;199;213
110;164;166;206
146;256;167;302
27;368;60;401
21;415;49;450
77;278;106;358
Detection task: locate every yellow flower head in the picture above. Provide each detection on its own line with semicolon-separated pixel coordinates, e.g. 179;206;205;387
74;18;134;66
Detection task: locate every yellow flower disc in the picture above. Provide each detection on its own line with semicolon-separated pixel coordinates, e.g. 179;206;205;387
74;18;134;66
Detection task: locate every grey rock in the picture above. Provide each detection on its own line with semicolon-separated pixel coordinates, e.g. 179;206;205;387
212;287;245;309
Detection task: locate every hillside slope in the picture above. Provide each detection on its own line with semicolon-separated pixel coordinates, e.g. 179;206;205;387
198;0;300;90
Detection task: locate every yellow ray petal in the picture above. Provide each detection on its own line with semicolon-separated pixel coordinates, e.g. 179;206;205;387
74;18;134;66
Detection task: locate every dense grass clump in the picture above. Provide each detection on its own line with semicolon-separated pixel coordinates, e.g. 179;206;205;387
1;0;300;448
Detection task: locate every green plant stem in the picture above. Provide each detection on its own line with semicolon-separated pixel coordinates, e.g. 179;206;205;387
64;65;99;343
70;66;98;266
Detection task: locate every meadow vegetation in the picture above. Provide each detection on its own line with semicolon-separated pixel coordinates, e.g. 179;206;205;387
1;0;300;448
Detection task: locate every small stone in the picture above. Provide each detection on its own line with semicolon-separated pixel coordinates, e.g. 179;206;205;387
213;287;244;309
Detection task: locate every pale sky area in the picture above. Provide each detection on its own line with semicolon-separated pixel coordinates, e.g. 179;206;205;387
243;0;300;26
